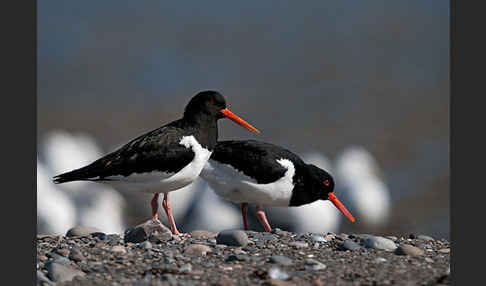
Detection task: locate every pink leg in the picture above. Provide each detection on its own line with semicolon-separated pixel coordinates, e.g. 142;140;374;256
151;193;159;220
162;193;181;235
241;203;249;230
255;205;272;232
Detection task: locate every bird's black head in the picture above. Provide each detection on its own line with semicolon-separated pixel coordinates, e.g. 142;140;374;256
306;164;335;198
307;164;355;223
184;90;227;119
184;90;260;134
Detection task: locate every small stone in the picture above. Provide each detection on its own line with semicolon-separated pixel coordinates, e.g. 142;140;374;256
409;233;417;239
55;248;70;257
262;234;277;241
53;256;72;265
339;239;361;251
288;241;308;248
269;255;293;266
216;230;249;247
111;245;127;255
184;244;212;255
179;263;192;273
66;226;102;237
375;257;387;263
438;248;450;254
363;236;397;251
304;259;327;271
46;262;86;282
190;230;217;239
386;236;398;241
425;257;434;263
68;248;85;262
140;241;152;249
395;244;424;256
310;234;327;242
268;267;290;280
417;234;435;241
312;279;325;286
124;219;172;243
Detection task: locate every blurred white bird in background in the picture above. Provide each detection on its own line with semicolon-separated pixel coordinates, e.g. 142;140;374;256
37;130;127;234
334;146;392;228
37;159;77;235
181;178;242;232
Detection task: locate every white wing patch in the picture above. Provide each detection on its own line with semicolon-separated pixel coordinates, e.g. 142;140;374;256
103;135;212;194
200;158;295;206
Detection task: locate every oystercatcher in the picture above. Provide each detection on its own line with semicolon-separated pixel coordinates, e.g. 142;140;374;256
199;140;355;232
52;91;260;235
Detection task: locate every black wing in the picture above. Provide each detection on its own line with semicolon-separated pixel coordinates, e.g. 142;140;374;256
211;140;306;184
53;124;195;184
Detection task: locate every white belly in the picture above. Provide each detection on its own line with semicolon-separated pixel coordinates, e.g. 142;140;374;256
103;135;212;194
200;158;295;206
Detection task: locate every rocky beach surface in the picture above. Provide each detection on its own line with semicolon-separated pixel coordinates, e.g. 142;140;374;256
36;220;450;286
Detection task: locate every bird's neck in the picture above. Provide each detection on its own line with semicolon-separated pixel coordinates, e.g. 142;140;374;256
183;113;219;151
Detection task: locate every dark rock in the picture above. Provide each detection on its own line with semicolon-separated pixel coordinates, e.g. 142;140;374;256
226;254;249;262
216;230;249;247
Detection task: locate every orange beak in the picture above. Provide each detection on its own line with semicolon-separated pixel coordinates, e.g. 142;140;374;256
220;108;260;134
328;192;355;222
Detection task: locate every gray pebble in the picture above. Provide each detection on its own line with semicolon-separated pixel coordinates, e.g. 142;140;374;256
46;261;86;282
216;230;249;247
68;248;85;263
425;257;434;263
304;259;327;271
140;241;152;249
364;236;397;251
269;255;293;266
179;263;192;273
66;226;102;237
288;241;308;248
52;256;72;266
268;266;290;280
375;257;387;263
271;228;288;235
395;244;424;256
340;239;361;251
262;234;277;241
417;234;435;241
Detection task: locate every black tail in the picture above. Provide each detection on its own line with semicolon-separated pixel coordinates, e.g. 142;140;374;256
53;164;100;184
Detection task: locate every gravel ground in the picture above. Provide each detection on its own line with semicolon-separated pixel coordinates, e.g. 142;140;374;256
36;220;450;286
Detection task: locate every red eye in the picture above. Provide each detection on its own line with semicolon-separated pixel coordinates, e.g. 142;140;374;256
323;180;330;186
210;99;215;105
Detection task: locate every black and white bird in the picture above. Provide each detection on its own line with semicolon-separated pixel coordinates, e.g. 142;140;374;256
52;91;260;235
199;140;354;232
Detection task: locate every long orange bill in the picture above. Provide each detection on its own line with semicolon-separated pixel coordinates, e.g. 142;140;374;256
328;192;355;222
220;108;260;134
